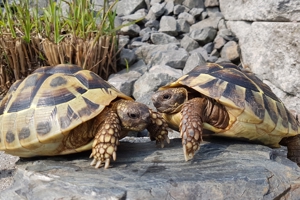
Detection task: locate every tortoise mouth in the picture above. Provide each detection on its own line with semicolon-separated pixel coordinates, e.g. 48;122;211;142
153;101;183;114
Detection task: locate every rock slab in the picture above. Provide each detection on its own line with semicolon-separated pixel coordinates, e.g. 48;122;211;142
2;138;300;200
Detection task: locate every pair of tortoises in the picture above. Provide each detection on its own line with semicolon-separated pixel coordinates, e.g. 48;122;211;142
0;64;169;169
0;63;299;169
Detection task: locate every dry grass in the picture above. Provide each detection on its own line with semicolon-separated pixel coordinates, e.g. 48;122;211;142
0;0;138;96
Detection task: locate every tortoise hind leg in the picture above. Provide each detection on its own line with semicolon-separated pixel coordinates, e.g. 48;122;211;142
280;135;300;166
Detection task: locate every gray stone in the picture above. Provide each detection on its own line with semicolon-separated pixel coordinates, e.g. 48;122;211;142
176;19;190;33
227;21;300;114
120;23;141;37
217;18;227;30
210;49;220;57
173;5;186;15
173;0;184;5
219;0;300;22
145;20;160;30
190;16;223;31
150;2;166;17
220;41;240;63
118;35;130;49
114;16;123;29
214;36;226;50
129;41;149;49
189;27;217;46
135;44;179;64
113;59;148;76
164;1;174;15
201;11;208;20
183;0;204;9
150;33;180;45
116;0;146;16
149;48;189;69
190;47;209;61
205;0;219;7
216;57;231;64
133;65;182;101
119;48;137;67
141;32;151;42
207;55;219;62
127;59;148;75
183;52;206;74
189;8;204;20
150;0;162;5
158;16;178;36
178;12;195;25
144;0;151;9
145;8;157;21
203;42;214;54
218;29;238;41
139;27;153;38
207;7;221;17
92;0;112;10
180;35;199;52
108;71;141;96
121;9;147;21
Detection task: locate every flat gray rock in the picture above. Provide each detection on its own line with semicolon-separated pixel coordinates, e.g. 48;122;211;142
2;138;300;199
219;0;300;22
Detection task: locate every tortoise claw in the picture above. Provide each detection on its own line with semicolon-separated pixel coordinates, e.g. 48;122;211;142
183;144;199;161
104;159;110;169
165;136;170;144
95;161;102;168
113;152;117;161
90;158;97;166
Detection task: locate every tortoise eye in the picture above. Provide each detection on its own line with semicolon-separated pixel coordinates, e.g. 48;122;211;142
128;113;139;119
163;94;171;100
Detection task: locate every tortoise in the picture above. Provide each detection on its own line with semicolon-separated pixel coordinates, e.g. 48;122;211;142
152;62;300;166
0;64;169;169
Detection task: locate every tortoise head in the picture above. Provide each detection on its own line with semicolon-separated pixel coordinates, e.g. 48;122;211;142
116;100;151;131
152;87;188;114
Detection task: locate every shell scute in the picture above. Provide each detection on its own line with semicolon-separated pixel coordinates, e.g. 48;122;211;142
75;71;112;90
222;83;245;109
7;73;52;113
36;88;77;107
50;76;68;87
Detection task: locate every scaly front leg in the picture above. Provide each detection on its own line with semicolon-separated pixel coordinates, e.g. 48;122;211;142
90;110;121;169
180;98;205;161
147;109;170;147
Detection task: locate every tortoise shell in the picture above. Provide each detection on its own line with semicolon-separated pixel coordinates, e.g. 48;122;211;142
159;63;300;147
0;64;131;156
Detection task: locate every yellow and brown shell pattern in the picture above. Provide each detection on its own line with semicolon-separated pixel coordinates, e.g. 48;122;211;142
163;62;300;147
0;64;131;157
